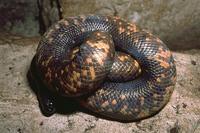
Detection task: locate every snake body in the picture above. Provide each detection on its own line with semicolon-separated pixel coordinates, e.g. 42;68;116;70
30;15;176;121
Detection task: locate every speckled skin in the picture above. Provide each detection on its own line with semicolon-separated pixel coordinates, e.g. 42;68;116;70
28;15;176;121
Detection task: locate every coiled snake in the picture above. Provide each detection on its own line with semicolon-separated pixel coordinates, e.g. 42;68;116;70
27;15;176;121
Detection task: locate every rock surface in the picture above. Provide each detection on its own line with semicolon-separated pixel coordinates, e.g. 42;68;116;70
0;0;39;37
37;0;61;33
0;0;200;50
0;33;200;133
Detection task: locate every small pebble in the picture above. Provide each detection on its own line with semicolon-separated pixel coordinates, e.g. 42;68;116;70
182;103;187;108
40;121;43;126
17;128;22;133
191;60;196;65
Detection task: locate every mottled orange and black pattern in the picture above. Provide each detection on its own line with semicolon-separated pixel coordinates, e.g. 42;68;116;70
29;15;176;121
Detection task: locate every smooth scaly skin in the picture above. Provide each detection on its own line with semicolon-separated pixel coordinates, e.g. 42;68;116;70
28;15;176;121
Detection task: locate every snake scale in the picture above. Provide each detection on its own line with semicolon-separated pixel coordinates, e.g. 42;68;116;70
27;15;176;121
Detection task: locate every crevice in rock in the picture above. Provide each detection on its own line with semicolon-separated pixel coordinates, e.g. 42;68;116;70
37;0;62;35
56;0;63;19
37;0;46;35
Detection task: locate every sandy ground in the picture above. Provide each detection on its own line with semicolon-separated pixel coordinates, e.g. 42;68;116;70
0;33;199;133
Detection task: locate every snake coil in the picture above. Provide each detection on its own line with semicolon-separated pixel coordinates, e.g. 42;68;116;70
29;15;176;121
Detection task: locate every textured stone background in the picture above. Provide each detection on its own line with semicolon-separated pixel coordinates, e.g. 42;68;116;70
1;0;200;49
0;0;39;36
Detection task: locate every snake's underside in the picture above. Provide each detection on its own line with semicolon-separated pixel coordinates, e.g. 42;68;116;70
28;15;176;121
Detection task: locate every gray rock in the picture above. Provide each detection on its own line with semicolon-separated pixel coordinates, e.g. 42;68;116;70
0;33;199;133
0;0;40;37
37;0;60;33
1;0;200;50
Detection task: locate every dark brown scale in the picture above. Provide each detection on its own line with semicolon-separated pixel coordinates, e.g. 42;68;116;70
28;15;176;121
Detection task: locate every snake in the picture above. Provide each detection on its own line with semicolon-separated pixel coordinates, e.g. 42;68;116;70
27;15;176;121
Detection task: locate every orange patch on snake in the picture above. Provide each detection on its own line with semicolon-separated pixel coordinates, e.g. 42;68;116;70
64;20;69;26
120;105;128;114
107;108;113;112
127;24;137;32
157;47;171;58
45;29;54;38
153;93;159;98
59;33;65;38
72;71;78;81
145;37;151;41
89;67;96;80
160;61;170;68
98;89;105;95
79;15;86;22
70;86;77;92
41;61;45;66
161;74;165;78
81;28;85;32
76;72;80;78
120;95;126;100
156;38;163;43
55;24;60;29
73;19;79;25
64;66;68;72
61;69;64;75
140;96;145;105
86;58;92;63
72;72;78;81
45;56;53;66
55;73;58;78
95;56;104;66
96;32;101;36
45;68;52;82
171;76;176;83
82;69;88;77
99;41;111;54
60;81;64;86
118;27;125;34
48;38;53;43
112;99;117;105
134;61;140;68
156;78;161;83
91;40;110;53
134;108;139;112
118;55;129;61
101;101;109;108
138;111;149;118
118;22;122;25
165;86;174;95
77;81;81;87
138;68;142;73
113;16;120;20
156;51;171;59
133;38;139;43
